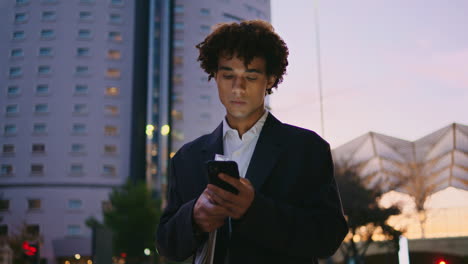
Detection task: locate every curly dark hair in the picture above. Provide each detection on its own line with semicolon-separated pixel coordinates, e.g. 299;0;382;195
196;20;289;94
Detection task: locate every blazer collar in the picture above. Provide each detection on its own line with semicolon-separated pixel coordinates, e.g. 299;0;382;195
202;113;285;191
245;112;284;190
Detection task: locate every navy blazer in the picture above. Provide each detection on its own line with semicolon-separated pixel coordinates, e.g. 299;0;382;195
156;113;348;264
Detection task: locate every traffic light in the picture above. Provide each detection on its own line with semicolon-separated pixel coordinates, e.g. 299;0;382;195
22;241;39;264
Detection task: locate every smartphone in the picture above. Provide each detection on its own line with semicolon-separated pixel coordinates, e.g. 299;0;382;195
205;160;240;194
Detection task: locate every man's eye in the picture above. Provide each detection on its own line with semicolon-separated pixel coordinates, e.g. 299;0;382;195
223;75;234;79
246;76;257;81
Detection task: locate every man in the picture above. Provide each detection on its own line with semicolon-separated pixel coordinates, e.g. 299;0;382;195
156;20;348;264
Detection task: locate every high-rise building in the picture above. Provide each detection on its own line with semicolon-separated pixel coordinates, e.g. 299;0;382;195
0;0;136;263
1;0;271;263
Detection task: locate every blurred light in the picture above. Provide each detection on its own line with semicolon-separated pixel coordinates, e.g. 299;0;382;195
144;248;151;256
120;252;127;258
161;125;170;135
74;254;81;260
438;261;447;264
87;260;93;264
170;152;176;158
146;124;155;138
65;261;70;264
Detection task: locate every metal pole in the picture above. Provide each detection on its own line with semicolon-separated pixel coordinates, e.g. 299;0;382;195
313;0;325;138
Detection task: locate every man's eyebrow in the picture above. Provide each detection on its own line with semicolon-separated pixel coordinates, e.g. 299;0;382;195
246;68;263;74
218;66;233;71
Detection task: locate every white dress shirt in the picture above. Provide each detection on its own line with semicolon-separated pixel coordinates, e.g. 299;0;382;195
195;110;269;264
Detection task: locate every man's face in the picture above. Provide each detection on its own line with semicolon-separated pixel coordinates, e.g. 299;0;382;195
215;54;276;125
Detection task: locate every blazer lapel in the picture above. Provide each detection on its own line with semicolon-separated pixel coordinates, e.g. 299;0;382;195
245;113;284;190
201;122;224;162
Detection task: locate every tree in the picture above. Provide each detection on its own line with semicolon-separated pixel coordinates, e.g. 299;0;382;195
103;180;161;264
335;164;403;264
1;222;42;264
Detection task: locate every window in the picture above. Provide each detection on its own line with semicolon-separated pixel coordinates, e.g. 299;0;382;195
108;31;122;42
31;164;44;174
9;67;22;78
7;86;20;96
80;0;95;4
171;109;183;120
1;165;13;175
77;47;90;57
75;66;89;75
67;225;81;236
173;39;183;49
200;8;210;16
73;104;87;114
33;123;47;133
174;5;184;14
106;68;121;78
40;29;55;39
110;0;123;6
102;165;116;176
0;200;10;211
105;86;119;96
36;84;49;94
199;94;211;105
173;56;183;65
26;225;39;236
71;143;85;153
74;84;88;94
6;105;19;114
16;0;29;5
72;123;86;134
104;125;118;136
4;125;17;135
104;105;119;116
11;48;24;58
107;49;121;60
41;0;58;4
200;112;211;121
34;104;49;113
15;13;28;23
78;29;92;39
68;199;82;209
39;47;53;56
223;13;243;22
70;164;84;174
104;145;117;154
174;22;184;30
32;144;45;154
200;25;210;34
2;144;15;154
28;199;41;210
38;65;51;75
79;11;92;21
42;11;56;21
13;30;25;40
109;13;122;23
173;74;183;85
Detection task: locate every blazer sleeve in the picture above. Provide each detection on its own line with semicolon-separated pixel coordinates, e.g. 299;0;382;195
155;154;207;261
232;141;348;259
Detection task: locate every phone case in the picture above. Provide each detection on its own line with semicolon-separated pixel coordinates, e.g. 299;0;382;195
205;160;240;194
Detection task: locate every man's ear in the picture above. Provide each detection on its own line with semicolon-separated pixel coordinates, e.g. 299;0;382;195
267;75;277;89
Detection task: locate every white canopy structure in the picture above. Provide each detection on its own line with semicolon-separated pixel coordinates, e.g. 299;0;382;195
332;123;468;195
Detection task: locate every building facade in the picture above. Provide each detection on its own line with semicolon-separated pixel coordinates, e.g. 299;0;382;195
0;0;135;263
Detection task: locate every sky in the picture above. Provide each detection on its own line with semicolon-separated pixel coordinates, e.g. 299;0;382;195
270;0;468;148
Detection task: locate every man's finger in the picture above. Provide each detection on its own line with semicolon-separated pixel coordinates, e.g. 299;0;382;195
218;173;244;189
207;184;237;201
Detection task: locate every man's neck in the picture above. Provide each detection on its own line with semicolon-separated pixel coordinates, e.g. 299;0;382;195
225;109;266;138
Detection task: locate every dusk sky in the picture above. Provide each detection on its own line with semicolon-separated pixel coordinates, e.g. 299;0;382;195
270;0;468;148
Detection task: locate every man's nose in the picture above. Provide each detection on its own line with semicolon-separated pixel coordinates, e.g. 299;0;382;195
232;76;246;93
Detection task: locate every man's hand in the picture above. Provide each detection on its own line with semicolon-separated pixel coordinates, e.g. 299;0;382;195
206;173;255;219
193;188;231;233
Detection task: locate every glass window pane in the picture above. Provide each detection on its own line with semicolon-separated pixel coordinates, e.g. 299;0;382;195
108;31;122;42
78;29;91;39
4;125;17;135
72;123;86;133
11;48;24;57
67;225;81;236
36;84;49;94
7;86;20;95
33;123;47;133
42;11;56;21
77;47;90;56
15;13;28;23
9;67;22;77
68;199;82;209
28;199;41;210
39;47;53;56
34;104;49;113
40;29;55;39
13;31;25;40
74;84;88;94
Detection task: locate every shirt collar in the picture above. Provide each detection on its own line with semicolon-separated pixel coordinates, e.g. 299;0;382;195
223;110;269;139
